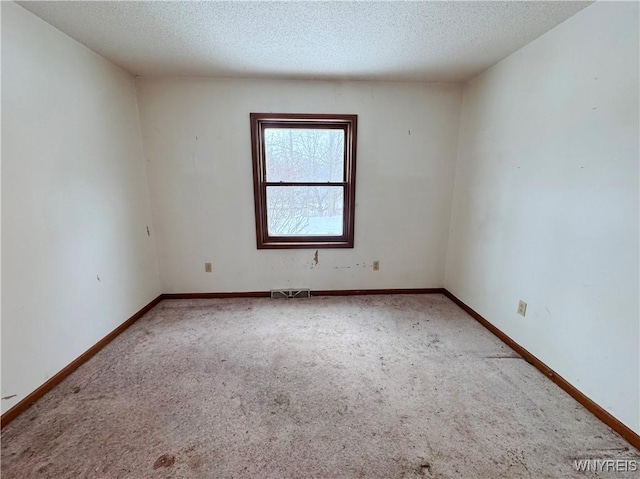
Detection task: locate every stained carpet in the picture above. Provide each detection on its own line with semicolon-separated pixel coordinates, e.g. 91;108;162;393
1;295;637;478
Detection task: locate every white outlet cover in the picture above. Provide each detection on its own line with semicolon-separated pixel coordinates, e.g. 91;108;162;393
517;300;527;316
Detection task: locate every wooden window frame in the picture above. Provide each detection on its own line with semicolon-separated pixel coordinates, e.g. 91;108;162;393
250;113;357;249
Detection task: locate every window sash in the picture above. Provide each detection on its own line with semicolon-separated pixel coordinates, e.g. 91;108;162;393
264;184;347;239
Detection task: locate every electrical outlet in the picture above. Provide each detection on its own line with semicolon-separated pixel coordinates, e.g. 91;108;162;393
205;262;212;273
517;300;527;317
373;260;380;271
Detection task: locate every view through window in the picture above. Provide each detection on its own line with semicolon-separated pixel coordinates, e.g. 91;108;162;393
250;114;357;248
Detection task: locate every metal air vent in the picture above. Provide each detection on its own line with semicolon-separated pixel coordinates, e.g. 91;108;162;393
270;288;311;299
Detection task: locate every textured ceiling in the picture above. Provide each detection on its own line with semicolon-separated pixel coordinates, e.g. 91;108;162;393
17;1;591;81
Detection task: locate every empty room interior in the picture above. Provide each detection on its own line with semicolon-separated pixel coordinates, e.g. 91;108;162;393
1;0;639;477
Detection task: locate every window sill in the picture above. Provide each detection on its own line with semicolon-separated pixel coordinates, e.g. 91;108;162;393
257;240;354;249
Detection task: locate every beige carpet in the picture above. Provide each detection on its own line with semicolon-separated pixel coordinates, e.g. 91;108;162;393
1;294;637;478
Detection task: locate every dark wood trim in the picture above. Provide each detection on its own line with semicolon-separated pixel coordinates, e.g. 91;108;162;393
0;295;163;429
442;289;640;450
250;113;357;249
252;240;353;249
162;289;444;299
265;181;346;187
313;288;445;296
248;113;358;122
162;291;271;299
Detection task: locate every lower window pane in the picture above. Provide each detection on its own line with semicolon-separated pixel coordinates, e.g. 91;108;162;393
266;186;344;236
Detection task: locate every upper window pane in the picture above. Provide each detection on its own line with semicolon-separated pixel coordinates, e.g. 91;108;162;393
264;128;344;182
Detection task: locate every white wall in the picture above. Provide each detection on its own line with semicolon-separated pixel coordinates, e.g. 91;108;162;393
446;1;639;434
1;2;161;414
136;78;462;293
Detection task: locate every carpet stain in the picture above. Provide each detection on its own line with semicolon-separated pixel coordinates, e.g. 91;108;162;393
153;454;175;469
419;461;432;475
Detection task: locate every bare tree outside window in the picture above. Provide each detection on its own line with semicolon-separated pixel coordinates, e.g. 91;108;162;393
265;129;344;236
250;114;357;249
